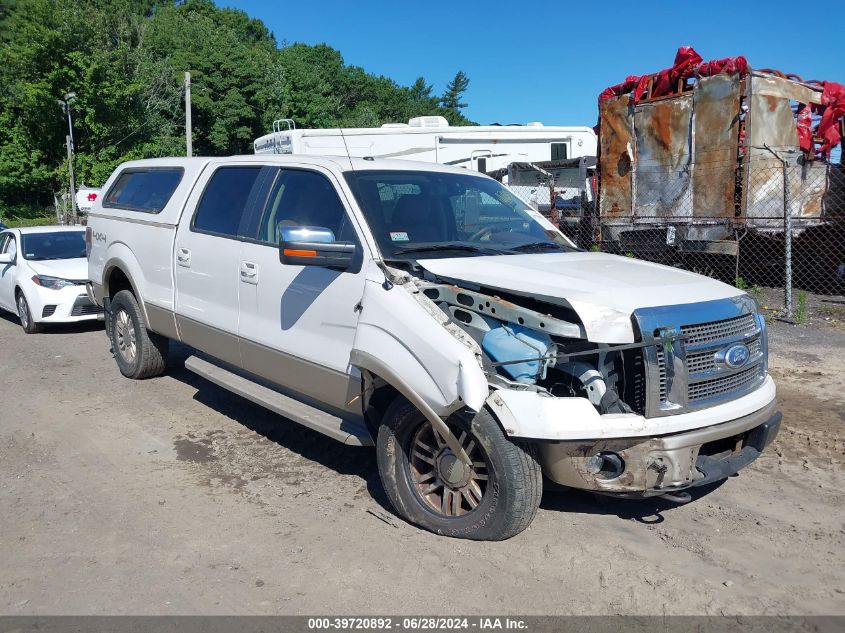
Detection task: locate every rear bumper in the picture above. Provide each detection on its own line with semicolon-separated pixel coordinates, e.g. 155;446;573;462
538;400;781;495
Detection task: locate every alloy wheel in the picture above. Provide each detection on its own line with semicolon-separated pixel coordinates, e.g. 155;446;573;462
17;295;30;329
114;309;137;363
408;419;489;517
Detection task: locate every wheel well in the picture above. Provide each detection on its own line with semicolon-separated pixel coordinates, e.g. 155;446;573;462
361;374;401;437
106;267;133;300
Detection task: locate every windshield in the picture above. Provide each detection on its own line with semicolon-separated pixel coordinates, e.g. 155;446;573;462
21;231;86;260
343;170;577;260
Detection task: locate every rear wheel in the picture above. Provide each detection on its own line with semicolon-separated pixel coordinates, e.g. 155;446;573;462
376;397;542;540
16;291;41;334
109;290;168;379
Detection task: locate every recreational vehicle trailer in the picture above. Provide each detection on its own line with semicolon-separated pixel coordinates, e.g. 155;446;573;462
253;116;597;173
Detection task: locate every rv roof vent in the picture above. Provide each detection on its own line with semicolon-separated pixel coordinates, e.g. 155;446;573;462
408;115;449;128
526;121;544;127
381;123;410;128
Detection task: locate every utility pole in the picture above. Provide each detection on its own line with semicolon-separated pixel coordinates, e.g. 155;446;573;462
65;136;77;225
58;92;78;224
184;71;193;157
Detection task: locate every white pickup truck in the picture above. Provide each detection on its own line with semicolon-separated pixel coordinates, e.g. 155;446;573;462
87;155;781;540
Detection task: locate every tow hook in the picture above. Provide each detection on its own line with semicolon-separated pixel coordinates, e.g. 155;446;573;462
659;490;692;504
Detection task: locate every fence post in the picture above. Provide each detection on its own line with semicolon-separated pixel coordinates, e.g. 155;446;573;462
782;158;794;318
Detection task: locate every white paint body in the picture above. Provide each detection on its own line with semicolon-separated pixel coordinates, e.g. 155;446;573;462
254;119;597;174
0;226;101;325
87;155;775;444
418;253;744;344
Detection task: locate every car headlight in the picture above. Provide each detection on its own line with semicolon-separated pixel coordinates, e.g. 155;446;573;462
32;275;76;290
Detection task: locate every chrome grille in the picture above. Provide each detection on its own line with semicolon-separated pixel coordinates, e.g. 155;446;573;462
655;347;668;402
681;313;756;345
688;365;764;402
686;349;715;374
634;297;767;418
686;337;763;375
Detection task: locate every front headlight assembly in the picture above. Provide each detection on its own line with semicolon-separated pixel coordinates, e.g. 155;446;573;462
32;275;77;290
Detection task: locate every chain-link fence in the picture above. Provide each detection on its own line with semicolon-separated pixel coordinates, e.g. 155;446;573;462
504;159;845;319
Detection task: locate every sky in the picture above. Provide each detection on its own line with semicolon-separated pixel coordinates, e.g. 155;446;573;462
223;0;845;128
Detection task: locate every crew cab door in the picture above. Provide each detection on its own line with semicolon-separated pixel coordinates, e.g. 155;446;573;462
237;166;368;413
173;163;268;366
0;232;18;311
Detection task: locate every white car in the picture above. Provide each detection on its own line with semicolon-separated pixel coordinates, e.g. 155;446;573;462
0;226;103;333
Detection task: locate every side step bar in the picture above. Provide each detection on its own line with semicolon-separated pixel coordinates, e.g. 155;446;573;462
184;355;373;447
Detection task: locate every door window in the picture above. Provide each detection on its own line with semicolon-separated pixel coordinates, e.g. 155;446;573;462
192;167;263;238
256;169;353;244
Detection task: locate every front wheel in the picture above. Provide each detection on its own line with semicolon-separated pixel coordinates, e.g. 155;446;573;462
16;292;41;334
109;290;169;379
376;397;542;540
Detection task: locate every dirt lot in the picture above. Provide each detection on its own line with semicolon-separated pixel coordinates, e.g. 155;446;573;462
0;309;843;616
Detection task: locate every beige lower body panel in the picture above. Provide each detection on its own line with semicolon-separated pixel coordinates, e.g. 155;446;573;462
146;303;179;340
239;338;361;414
176;314;241;369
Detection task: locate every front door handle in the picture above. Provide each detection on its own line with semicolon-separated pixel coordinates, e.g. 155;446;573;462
176;248;191;267
240;261;258;284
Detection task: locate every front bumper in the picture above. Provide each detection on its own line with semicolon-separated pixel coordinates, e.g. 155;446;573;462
27;284;104;324
537;400;781;495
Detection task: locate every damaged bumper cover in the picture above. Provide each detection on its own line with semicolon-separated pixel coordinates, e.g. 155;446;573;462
487;376;780;494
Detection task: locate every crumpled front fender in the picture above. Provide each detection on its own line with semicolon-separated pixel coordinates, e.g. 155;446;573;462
350;277;488;416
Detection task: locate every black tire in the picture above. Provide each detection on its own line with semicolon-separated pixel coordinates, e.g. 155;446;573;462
16;291;41;334
376;396;542;540
109;289;168;379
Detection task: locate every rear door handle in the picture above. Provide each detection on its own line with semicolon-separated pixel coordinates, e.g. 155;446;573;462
176;248;191;267
240;261;258;284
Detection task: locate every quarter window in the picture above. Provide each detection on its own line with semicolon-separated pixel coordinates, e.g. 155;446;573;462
193;167;263;238
1;234;16;258
103;168;184;213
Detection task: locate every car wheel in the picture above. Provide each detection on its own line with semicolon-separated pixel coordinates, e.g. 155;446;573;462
376;396;542;540
109;290;168;379
16;291;41;334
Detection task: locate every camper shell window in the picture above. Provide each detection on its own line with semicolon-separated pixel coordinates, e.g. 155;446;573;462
103;168;184;214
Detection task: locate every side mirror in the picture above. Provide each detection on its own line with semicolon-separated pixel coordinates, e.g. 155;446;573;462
279;226;356;271
0;253;13;265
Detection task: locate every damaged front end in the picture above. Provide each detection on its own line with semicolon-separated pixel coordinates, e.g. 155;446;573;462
399;273;780;497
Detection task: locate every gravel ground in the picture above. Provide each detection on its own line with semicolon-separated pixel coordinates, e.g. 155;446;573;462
0;309;843;616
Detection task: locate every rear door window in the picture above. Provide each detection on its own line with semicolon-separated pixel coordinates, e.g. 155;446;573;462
103;168;184;213
192;166;263;238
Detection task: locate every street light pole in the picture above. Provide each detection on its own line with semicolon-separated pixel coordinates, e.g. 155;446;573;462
58;92;78;224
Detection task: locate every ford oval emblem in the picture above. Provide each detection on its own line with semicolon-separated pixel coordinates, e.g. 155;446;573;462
723;344;750;369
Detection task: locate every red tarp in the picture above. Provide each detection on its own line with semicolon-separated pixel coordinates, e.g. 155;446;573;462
815;81;845;155
599;46;748;103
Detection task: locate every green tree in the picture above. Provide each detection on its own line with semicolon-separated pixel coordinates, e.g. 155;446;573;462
440;70;470;119
0;0;475;218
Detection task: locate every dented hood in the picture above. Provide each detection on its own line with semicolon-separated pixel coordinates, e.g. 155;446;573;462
418;252;744;343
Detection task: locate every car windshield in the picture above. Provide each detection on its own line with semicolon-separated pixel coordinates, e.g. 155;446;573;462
21;231;86;260
343;170;577;260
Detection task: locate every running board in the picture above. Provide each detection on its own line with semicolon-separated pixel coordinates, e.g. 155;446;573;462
184;355;373;446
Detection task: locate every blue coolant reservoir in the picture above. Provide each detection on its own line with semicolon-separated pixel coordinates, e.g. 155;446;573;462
482;323;553;384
